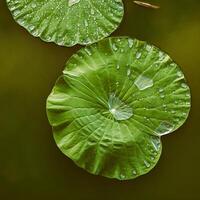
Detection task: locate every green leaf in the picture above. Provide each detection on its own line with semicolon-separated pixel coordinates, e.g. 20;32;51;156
7;0;124;46
46;37;191;180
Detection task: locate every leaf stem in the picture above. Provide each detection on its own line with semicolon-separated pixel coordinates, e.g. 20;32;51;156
133;1;160;9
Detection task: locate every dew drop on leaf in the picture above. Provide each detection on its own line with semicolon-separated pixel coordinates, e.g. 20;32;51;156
128;38;134;48
108;93;133;121
134;75;154;90
136;52;142;59
144;160;151;168
68;0;80;7
155;121;174;136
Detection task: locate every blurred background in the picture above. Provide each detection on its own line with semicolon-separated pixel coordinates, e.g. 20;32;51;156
0;0;200;199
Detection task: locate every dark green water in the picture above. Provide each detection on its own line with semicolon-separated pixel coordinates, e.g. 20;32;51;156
0;0;200;199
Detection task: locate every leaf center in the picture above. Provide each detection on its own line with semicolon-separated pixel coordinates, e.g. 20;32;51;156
108;93;133;121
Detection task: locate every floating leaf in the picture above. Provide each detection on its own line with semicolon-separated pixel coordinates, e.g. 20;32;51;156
7;0;124;46
46;37;191;180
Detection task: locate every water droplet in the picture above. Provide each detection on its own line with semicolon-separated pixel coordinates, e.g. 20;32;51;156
177;71;183;77
162;104;167;109
120;174;125;179
127;68;131;76
108;94;133;121
175;118;180;122
29;25;35;31
134;75;153;91
112;43;118;51
158;88;164;93
182;112;187;117
186;93;190;98
84;20;88;27
160;94;165;99
155;121;174;136
144;160;150;168
132;170;137;175
128;38;134;48
68;0;80;7
31;3;37;9
13;10;20;16
151;137;160;152
170;63;176;67
150;156;155;160
146;44;152;51
159;51;164;59
85;48;92;56
32;29;40;37
136;52;142;59
91;9;95;15
116;64;120;70
181;83;188;89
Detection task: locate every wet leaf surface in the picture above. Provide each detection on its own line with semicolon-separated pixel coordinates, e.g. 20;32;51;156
46;37;191;180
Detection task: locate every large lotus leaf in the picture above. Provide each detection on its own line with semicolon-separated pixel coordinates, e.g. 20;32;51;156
47;37;191;180
6;0;124;46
